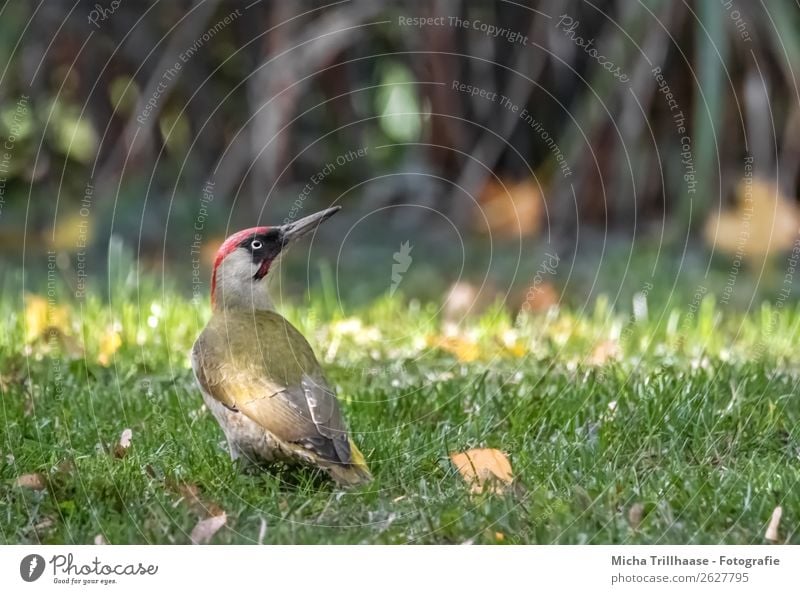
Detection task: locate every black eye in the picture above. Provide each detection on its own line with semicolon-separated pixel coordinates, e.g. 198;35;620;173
250;239;263;250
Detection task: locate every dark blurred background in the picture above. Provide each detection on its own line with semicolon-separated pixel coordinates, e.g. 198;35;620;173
2;0;799;310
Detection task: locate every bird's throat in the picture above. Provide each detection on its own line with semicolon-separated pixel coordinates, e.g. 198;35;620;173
253;259;271;281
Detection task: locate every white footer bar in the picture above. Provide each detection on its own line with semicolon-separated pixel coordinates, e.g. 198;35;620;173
1;545;794;593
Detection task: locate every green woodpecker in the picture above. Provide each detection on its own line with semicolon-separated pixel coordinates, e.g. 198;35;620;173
191;206;372;486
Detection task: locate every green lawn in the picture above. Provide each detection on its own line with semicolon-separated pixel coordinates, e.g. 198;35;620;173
1;270;799;544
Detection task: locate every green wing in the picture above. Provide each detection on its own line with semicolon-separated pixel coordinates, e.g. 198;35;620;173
192;310;352;464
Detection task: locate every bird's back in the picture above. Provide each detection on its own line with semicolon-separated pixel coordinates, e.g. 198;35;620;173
192;309;371;485
197;309;321;385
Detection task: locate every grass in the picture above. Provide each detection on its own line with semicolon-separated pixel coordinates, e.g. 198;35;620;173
1;264;799;545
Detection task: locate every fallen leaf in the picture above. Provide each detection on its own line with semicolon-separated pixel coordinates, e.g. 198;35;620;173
24;294;70;343
35;517;55;530
589;340;621;365
477;178;543;238
114;428;133;458
628;502;645;531
258;518;267;545
14;473;47;490
98;328;122;366
450;448;513;494
765;506;782;542
498;330;528;358
31;516;56;537
494;531;505;541
171;481;224;518
190;512;227;544
429;335;480;363
704;178;799;262
518;281;559;314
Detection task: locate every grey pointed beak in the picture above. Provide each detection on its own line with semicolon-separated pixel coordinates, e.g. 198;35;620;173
280;206;341;243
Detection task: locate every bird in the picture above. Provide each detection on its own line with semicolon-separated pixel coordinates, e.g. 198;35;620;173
191;206;372;486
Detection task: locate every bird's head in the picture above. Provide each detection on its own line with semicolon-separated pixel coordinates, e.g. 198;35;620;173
210;206;341;311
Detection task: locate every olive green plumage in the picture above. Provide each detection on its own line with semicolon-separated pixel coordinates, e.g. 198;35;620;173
192;310;371;485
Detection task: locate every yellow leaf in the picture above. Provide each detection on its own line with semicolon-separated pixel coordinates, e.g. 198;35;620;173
450;448;513;494
503;341;527;358
429;335;480;362
24;294;70;343
98;328;122;366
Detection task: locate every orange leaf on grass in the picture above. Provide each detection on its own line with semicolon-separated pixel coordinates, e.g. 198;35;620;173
450;448;513;494
477;178;543;239
704;178;799;261
589;340;621;365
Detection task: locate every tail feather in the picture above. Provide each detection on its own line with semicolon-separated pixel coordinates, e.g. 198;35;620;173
325;439;372;486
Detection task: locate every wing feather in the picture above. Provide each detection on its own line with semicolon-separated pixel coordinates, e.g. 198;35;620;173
192;310;352;464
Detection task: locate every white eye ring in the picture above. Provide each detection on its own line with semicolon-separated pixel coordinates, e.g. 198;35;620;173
251;239;263;250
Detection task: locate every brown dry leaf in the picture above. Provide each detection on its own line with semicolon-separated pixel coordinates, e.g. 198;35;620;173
765;506;782;542
429;335;480;363
518;281;559;314
704;178;799;260
190;512;227;545
114;428;133;458
628;502;645;531
494;531;505;542
172;482;225;518
477;178;543;238
15;473;47;490
450;448;513;494
98;328;122;366
176;482;203;509
589;340;621;365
